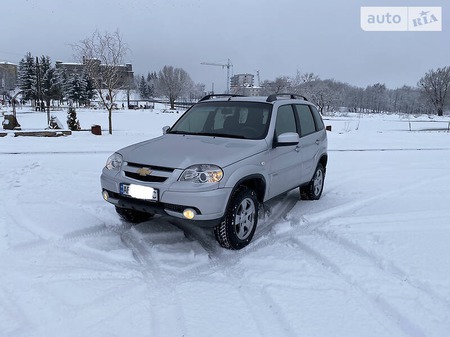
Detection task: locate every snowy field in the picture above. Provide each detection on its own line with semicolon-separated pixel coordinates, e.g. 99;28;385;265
1;105;450;337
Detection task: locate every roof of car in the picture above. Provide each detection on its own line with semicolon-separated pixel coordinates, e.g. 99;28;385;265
198;93;311;104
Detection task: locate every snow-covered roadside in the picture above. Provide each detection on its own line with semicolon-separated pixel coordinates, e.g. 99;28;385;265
0;107;449;337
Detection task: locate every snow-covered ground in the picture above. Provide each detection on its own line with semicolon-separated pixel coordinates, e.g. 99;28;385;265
1;105;450;337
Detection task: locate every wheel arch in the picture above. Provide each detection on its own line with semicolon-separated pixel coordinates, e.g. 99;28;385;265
229;174;266;204
319;154;328;172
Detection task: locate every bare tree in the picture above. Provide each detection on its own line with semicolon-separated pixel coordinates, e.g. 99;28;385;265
364;83;388;113
309;80;341;114
260;76;292;95
291;71;320;98
156;66;193;109
73;30;129;134
418;66;450;116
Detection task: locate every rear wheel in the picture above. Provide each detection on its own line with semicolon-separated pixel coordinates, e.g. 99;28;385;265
300;163;325;200
214;187;258;250
115;206;153;223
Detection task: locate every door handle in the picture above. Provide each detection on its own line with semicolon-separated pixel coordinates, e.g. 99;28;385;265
315;140;320;145
295;146;300;152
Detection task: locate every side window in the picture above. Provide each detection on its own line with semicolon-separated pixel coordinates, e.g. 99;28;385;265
275;105;296;137
310;105;325;131
295;104;316;137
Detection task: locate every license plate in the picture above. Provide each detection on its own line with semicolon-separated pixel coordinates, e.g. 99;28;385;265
120;184;158;201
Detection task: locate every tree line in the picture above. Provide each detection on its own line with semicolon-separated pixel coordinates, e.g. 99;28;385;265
258;68;450;116
135;68;205;107
13;29;450;135
17;52;96;124
17;50;450;120
134;66;450;117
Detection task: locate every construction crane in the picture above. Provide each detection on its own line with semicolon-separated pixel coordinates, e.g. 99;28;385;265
200;59;233;94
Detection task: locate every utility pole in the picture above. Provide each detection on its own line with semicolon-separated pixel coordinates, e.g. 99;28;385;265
200;59;233;94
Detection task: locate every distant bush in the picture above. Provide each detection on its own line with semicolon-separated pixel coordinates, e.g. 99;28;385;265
66;107;81;131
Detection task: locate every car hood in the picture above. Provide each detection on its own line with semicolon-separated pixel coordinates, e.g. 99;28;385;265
118;134;268;169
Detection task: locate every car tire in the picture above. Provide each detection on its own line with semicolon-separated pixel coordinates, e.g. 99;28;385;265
214;186;258;250
115;206;153;223
300;163;325;200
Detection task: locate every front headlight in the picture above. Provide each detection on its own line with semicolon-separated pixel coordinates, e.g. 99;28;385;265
105;153;123;170
179;164;223;183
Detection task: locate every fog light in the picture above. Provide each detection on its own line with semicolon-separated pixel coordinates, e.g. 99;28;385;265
102;190;109;201
183;208;196;220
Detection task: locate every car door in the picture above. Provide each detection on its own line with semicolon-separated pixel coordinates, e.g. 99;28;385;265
294;104;322;183
267;104;302;199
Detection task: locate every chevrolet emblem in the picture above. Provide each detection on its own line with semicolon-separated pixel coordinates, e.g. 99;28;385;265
137;167;152;176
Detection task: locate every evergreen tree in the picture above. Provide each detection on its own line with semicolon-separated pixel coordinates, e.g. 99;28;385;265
65;73;87;106
138;75;149;99
83;73;96;104
66;106;81;131
17;52;37;101
42;66;62;103
40;55;63;121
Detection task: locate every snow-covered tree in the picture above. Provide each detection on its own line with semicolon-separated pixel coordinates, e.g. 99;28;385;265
40;56;63;123
72;29;129;134
260;76;291;95
156;65;193;109
64;73;87;106
138;75;150;99
66;106;81;131
17;52;36;101
418;66;450;116
83;73;96;104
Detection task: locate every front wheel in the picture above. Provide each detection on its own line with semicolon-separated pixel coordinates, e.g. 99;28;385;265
214;187;258;250
300;163;325;200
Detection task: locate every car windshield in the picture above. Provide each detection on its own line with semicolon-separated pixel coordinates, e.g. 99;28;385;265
168;101;272;140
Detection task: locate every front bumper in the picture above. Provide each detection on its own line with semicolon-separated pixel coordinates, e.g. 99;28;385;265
101;171;231;228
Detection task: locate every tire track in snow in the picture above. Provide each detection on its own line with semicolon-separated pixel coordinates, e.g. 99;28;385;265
291;238;427;337
302;171;445;225
10;224;114;251
264;208;450;335
234;173;450;336
119;222;188;337
314;227;450;309
178;195;300;337
29;283;150;337
0;283;34;336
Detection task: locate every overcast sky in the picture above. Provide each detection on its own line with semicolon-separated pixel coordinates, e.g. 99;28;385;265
2;0;449;93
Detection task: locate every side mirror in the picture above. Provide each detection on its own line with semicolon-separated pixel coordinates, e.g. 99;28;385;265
276;132;299;147
162;126;170;134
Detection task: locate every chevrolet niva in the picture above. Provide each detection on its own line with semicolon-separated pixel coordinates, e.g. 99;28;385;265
101;94;328;249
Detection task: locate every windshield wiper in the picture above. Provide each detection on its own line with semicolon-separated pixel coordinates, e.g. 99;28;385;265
169;131;246;139
167;130;190;135
215;133;246;139
193;132;246;139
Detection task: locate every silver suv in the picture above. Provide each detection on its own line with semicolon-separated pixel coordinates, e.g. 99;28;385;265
101;94;328;249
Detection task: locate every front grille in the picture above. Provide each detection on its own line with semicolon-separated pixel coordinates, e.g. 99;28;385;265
123;162;176;183
124;171;167;182
126;162;175;173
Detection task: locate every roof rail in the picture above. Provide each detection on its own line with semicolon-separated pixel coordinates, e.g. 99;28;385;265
266;93;308;102
199;94;245;102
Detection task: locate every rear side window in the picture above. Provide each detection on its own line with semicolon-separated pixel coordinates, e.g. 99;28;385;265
310;105;325;131
275;105;297;137
295;104;316;137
